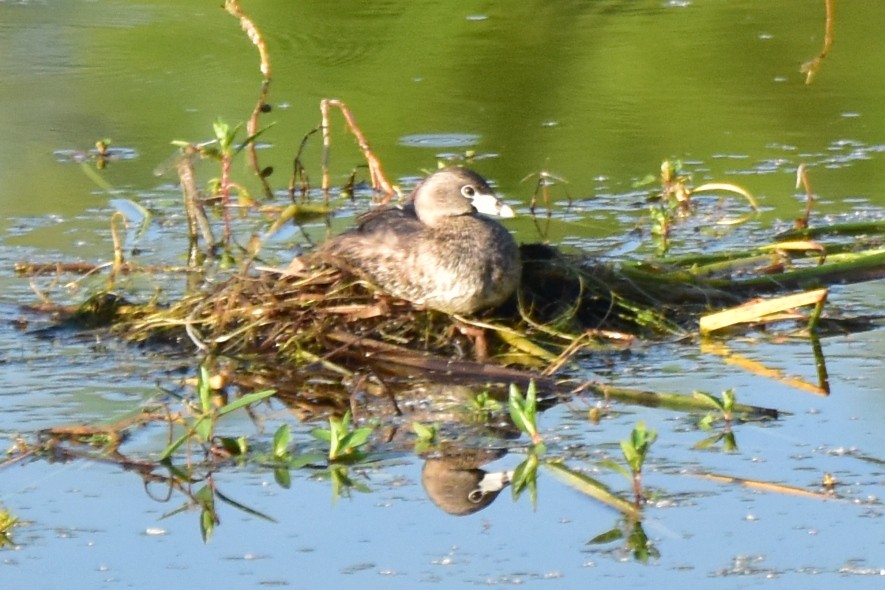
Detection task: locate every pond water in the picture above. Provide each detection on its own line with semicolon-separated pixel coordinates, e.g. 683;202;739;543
3;1;885;588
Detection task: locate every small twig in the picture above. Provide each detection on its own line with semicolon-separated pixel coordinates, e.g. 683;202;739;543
801;0;835;84
807;288;828;334
110;211;127;286
249;82;275;200
290;126;321;202
224;0;274;198
320;99;396;200
185;301;211;352
177;145;214;264
795;164;815;229
219;151;233;248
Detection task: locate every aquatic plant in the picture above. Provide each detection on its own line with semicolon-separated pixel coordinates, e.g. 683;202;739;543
510;448;540;508
618;421;657;503
0;508;19;549
694;389;739;452
310;410;374;463
696;388;737;426
412;422;438;454
508;380;543;448
159;364;276;463
168;117;273;260
466;390;502;422
588;519;659;563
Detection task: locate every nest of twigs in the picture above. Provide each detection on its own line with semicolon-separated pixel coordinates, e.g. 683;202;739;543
108;243;741;384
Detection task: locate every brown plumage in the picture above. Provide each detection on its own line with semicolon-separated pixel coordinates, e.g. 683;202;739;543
314;167;520;314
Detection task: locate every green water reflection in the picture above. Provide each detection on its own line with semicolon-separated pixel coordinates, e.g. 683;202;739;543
3;1;885;230
3;1;885;588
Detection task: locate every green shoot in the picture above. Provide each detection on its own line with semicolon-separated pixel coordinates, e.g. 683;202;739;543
694;389;736;426
694;389;738;451
588;519;660;563
0;508;19;548
272;423;292;459
412;422;438;454
511;449;540;509
620;421;657;502
159;364;276;462
466;390;501;421
310;411;374;462
508;381;543;448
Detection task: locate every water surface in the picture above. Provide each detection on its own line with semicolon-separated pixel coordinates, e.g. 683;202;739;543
2;1;885;588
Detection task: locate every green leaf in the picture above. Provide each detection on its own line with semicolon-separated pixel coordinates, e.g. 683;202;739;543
338;427;373;453
525;380;538;414
216;388;276;417
217;436;248;456
587;526;625;545
194;415;213;443
200;508;215;543
693;390;724;411
722;389;736;413
598;458;632;481
310;428;332;442
215;489;276;523
412;421;436;441
698;413;716;430
233;122;276;156
159;431;191;462
544;461;640;518
621;439;639;472
213;119;243;153
272;424;291;458
508;383;532;436
274;467;292;489
198;365;213;413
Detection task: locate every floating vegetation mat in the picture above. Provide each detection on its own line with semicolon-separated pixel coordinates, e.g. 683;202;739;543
105;244;665;377
34;221;884;395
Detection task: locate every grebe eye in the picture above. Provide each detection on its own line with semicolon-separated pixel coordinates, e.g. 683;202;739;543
461;185;476;198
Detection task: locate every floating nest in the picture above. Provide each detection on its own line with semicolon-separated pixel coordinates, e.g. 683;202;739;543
30;221;882;423
104;243;743;379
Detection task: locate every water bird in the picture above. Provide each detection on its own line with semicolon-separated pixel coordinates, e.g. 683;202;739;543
315;166;520;314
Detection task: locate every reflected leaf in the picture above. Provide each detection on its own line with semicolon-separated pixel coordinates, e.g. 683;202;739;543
543;461;640;518
511;452;539;509
217;435;248;456
326;464;371;501
194;485;217;543
693;430;738;452
587;526;624;545
598;458;631;482
200;508;215;543
288;452;326;469
274;466;292;489
693;432;724;450
626;521;659;563
215;489;276;523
